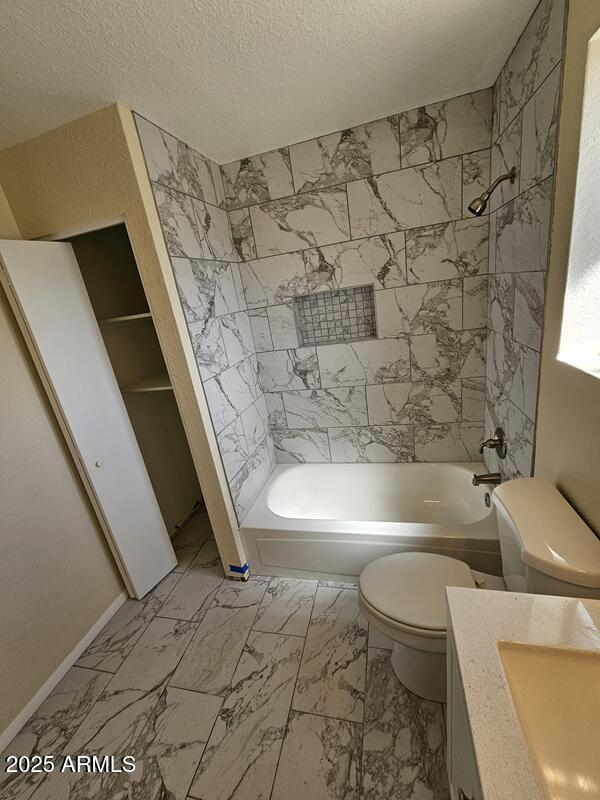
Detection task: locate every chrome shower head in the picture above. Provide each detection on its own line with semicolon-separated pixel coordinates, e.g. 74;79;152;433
467;167;517;217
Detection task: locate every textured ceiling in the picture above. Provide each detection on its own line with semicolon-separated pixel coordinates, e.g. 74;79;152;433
0;0;538;163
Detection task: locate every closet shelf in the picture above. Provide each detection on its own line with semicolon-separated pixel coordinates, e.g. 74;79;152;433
100;311;152;326
123;372;172;393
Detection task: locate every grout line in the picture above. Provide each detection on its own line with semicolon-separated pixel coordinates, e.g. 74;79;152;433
359;632;370;795
72;664;118;676
267;580;319;800
495;58;563;145
226;146;492;216
197;211;488;272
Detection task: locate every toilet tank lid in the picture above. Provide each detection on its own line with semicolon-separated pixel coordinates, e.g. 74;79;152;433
493;478;600;588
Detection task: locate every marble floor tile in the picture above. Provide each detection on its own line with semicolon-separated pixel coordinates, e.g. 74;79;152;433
172;510;213;573
318;579;359;589
368;624;394;650
107;687;222;800
189;631;303;800
107;617;197;693
271;711;362;800
158;540;224;622
293;587;367;722
76;572;181;673
63;617;196;766
25;765;114;800
362;648;449;800
253;577;318;637
170;577;269;696
0;667;112;800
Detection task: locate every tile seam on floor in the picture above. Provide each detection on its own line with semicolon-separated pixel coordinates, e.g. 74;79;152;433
267;579;318;800
179;691;225;800
359;623;370;796
168;575;270;698
62;590;199;772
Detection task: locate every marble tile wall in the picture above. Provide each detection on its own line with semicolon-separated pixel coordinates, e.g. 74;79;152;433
135;115;276;524
221;89;493;464
136;1;564;498
484;0;565;479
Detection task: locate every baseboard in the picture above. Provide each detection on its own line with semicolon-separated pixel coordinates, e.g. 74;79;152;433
0;590;127;752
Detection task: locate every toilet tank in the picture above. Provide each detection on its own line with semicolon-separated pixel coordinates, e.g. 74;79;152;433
492;478;600;598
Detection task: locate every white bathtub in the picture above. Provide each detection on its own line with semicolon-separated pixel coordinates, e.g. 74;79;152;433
241;462;501;580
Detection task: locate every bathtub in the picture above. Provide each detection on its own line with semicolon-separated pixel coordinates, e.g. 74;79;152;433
240;462;501;580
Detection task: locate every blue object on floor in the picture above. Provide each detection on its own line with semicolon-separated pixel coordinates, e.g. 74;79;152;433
229;563;249;574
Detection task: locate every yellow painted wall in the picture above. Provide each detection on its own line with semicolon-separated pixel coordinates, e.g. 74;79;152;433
536;0;600;531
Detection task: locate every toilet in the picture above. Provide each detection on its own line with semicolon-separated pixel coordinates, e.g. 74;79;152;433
359;478;600;702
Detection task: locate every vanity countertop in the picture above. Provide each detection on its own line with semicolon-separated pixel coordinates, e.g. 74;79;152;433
446;588;600;800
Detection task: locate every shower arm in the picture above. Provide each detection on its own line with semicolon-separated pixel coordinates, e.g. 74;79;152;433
481;167;517;201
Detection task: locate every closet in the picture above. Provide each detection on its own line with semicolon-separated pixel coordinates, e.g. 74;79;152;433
68;224;202;534
0;225;202;599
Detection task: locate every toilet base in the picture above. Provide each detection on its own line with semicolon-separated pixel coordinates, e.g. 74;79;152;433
391;641;447;703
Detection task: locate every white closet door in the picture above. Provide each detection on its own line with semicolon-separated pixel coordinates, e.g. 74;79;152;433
0;240;176;598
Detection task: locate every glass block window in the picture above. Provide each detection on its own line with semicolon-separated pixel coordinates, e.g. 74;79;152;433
294;284;376;346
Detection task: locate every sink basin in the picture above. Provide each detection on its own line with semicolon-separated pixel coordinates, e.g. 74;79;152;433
498;641;600;799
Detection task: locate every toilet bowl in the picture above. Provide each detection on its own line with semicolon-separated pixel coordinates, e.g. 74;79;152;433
359;478;600;703
359;552;478;702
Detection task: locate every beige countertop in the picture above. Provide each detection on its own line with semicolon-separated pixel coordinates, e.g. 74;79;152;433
446;588;600;800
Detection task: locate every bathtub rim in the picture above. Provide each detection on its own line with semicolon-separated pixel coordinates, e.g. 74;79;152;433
240;462;502;580
241;461;497;540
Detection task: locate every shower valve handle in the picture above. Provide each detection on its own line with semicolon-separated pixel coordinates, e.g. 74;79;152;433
479;427;507;459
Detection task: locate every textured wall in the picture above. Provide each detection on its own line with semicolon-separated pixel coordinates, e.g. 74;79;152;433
135;115;277;522
221;91;493;465
484;0;565;479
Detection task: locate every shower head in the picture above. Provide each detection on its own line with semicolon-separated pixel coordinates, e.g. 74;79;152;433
467;167;517;216
467;195;489;216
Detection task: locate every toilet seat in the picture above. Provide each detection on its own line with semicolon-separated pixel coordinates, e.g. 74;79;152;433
359;552;476;634
359;591;446;642
359;552;477;701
